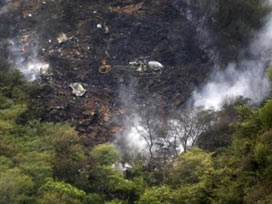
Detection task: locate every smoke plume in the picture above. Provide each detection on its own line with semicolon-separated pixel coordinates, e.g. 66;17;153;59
118;1;272;154
192;12;272;110
113;80;147;156
0;0;49;81
0;0;10;15
9;39;49;81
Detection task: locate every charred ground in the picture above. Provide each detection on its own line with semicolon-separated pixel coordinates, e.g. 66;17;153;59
0;0;265;145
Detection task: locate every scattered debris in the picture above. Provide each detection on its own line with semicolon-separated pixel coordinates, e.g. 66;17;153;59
126;58;163;75
110;125;123;135
70;83;86;96
148;61;164;71
100;105;111;122
4;0;210;144
104;25;110;33
114;162;132;173
99;59;112;73
40;63;50;75
109;2;145;15
57;33;68;44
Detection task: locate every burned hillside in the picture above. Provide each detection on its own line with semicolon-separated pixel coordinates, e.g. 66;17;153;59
0;0;265;144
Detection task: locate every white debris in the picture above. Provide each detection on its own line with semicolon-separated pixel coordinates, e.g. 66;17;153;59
148;61;164;71
57;33;68;44
114;162;132;172
129;61;137;65
28;13;32;17
97;24;102;29
69;83;86;97
18;61;49;81
40;64;50;75
104;25;109;33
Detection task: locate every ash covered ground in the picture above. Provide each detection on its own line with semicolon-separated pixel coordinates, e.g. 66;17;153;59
0;0;239;145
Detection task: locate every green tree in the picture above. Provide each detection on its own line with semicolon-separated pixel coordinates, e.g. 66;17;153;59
89;165;137;201
167;148;215;204
170;148;214;186
38;179;88;204
38;123;88;184
91;143;120;165
138;185;174;204
0;168;34;204
15;152;53;188
259;99;272;129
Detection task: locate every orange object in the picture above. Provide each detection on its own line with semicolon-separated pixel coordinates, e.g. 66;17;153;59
99;59;112;73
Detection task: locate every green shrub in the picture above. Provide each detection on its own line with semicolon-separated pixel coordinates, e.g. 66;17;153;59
91;143;120;165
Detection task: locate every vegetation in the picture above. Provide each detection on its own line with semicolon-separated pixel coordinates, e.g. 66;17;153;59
1;0;272;203
2;55;272;204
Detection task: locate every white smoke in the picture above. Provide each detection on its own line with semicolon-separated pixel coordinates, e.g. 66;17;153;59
192;12;272;110
0;0;49;81
118;115;146;151
114;81;144;153
17;59;49;81
114;81;151;156
9;39;49;81
172;0;220;62
0;0;11;15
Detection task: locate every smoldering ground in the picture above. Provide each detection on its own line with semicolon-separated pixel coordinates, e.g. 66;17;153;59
192;6;272;110
115;0;272;155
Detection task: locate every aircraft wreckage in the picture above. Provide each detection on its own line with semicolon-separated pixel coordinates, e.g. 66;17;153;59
99;57;164;77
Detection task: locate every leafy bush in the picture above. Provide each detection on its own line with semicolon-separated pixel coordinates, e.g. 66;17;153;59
259;99;272;129
138;186;174;204
0;168;34;204
91;143;120;165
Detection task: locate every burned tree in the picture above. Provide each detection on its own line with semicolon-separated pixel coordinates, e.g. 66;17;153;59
134;106;215;163
167;108;215;153
135;111;157;162
133;105;168;167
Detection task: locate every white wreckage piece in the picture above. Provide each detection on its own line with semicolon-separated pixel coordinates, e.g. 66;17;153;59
129;60;163;70
40;64;50;75
69;83;86;97
113;162;132;173
57;33;68;44
147;61;164;71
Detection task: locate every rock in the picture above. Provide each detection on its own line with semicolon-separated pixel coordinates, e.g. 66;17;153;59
69;83;86;97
